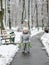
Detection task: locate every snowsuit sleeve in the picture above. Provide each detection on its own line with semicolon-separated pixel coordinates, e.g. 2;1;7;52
21;35;23;43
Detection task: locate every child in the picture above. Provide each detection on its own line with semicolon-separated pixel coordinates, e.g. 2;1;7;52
21;27;30;53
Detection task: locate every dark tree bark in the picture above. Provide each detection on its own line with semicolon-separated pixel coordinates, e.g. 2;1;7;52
35;0;39;30
28;0;30;29
8;0;11;29
21;0;25;24
0;0;4;32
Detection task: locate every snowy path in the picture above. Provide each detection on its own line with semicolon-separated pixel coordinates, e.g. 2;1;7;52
10;33;49;65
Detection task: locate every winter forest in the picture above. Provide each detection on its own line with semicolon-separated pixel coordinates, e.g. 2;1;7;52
0;0;49;65
2;0;48;29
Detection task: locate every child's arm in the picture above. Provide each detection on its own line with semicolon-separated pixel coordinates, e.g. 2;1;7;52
21;35;23;43
28;30;31;42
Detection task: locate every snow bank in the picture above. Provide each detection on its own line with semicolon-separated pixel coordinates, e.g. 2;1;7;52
0;27;44;65
0;44;19;65
31;27;44;37
6;26;18;34
14;31;22;43
41;33;49;56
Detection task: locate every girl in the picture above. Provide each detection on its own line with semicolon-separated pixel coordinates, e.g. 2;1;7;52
21;27;30;53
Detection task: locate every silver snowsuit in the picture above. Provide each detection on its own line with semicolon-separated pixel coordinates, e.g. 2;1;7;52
21;32;30;52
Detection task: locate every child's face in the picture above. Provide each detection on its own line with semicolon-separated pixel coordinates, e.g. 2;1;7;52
23;30;28;33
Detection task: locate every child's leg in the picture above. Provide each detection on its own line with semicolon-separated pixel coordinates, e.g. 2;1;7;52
25;43;30;53
22;43;26;53
27;43;30;53
24;43;26;51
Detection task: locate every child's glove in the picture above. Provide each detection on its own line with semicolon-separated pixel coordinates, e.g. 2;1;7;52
28;42;32;48
19;43;24;48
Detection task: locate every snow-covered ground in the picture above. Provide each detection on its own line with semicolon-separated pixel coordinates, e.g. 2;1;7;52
0;27;44;65
31;27;44;37
14;31;22;43
41;33;49;56
0;44;19;65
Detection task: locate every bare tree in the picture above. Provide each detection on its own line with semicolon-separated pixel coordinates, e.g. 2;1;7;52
28;0;30;29
41;1;44;29
35;0;39;29
47;0;49;27
47;0;48;13
31;0;33;28
8;0;11;29
0;0;4;31
21;0;25;24
5;0;6;25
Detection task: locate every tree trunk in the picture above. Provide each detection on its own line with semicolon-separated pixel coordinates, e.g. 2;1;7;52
35;0;39;29
0;0;4;30
28;0;30;29
21;0;25;24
